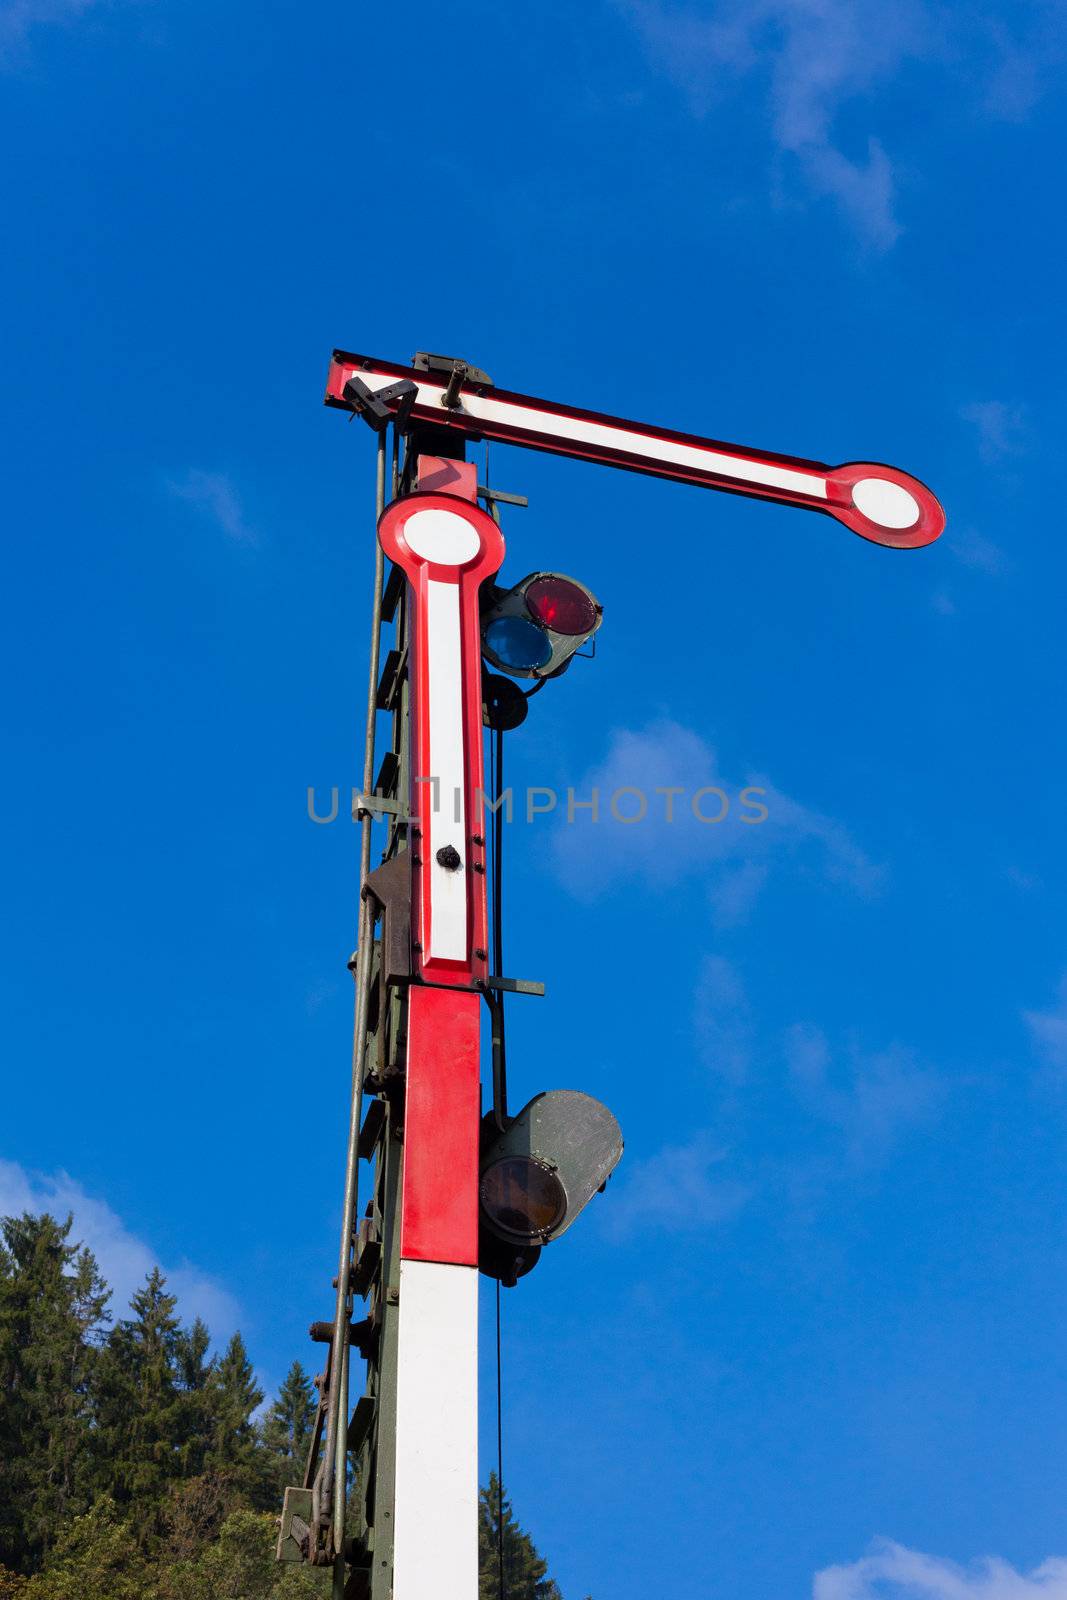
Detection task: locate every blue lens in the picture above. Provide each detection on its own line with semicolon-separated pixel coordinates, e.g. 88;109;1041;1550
485;616;552;670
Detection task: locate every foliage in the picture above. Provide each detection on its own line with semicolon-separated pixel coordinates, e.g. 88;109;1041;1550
159;1510;278;1600
260;1364;315;1500
22;1498;141;1600
0;1213;110;1571
0;1209;564;1599
478;1473;562;1600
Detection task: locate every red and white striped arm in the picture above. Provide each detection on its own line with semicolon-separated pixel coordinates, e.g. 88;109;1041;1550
328;351;945;550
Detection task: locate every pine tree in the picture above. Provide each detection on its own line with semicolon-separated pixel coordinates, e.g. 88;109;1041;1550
93;1269;185;1531
261;1362;315;1496
0;1213;569;1600
0;1214;109;1571
204;1331;266;1504
173;1317;214;1481
478;1475;562;1600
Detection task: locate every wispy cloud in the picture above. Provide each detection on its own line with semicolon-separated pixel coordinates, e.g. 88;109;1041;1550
950;527;1009;576
709;860;769;929
603;1129;751;1239
614;0;930;247
961;401;1028;463
785;1024;941;1165
550;718;882;915
615;3;1066;247
1024;974;1067;1074
167;469;256;545
0;1159;242;1341
0;0;120;61
983;7;1067;122
814;1538;1067;1598
694;954;751;1081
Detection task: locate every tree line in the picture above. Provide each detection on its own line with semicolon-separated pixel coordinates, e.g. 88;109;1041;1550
0;1212;563;1599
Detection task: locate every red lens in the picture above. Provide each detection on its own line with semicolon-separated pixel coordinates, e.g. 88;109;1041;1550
524;576;597;636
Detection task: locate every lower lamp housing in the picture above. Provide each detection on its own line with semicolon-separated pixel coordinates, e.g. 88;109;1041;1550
478;1090;623;1285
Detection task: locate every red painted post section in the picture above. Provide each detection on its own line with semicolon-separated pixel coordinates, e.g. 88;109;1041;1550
401;984;481;1265
416;455;479;501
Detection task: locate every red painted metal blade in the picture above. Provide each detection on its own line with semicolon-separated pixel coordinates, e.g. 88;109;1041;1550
327;350;945;550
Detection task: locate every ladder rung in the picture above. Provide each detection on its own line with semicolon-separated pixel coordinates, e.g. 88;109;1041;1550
346;1394;376;1455
381;563;404;623
373;751;399;799
358;1099;386;1160
375;648;404;710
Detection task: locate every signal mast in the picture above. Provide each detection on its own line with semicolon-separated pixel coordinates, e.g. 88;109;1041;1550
277;350;945;1599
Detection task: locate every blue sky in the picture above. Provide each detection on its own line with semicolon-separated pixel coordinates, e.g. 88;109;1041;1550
2;0;1066;1596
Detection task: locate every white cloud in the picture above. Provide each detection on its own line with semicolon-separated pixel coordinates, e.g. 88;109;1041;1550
167;469;256;545
960;401;1028;463
709;860;769;928
814;1538;1067;1598
615;3;1066;247
785;1024;940;1164
1024;974;1067;1073
550;718;881;912
694;954;751;1081
603;1129;751;1239
0;1159;242;1341
0;0;124;59
614;0;929;246
983;7;1067;122
950;528;1009;577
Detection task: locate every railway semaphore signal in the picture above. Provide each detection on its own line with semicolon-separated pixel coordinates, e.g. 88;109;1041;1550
277;350;945;1600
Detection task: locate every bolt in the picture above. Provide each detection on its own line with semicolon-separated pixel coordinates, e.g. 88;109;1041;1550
436;844;462;871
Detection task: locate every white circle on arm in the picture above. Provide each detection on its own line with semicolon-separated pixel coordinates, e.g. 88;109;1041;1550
403;507;481;565
851;477;921;530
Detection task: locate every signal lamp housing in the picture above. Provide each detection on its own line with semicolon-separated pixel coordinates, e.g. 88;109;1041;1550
480;572;602;681
479;1090;623;1285
482;672;529;731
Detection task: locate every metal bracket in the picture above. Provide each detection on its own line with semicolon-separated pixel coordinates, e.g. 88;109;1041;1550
483;975;546;997
353;792;407;822
362;853;412;985
342;374;417;434
412;351;493;387
440;362;467;410
477;484;529;509
309;1317;376;1358
277;1487;313;1563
